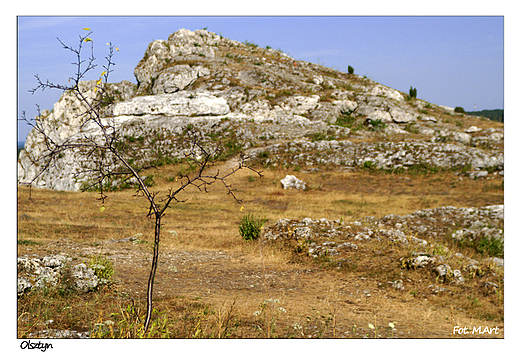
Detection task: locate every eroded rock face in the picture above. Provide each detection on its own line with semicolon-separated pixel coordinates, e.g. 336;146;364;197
152;65;211;94
18;28;503;191
134;28;222;95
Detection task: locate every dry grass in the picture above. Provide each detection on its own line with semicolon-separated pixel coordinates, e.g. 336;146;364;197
17;161;504;339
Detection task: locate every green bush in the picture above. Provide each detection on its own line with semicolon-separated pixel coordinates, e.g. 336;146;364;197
348;65;354;75
454;106;466;114
239;213;264;241
335;114;356;128
363;160;375;170
409;86;417;99
477;236;504;258
369;118;386;131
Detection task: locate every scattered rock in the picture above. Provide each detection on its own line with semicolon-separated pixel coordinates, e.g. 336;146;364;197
390;279;405;291
263;204;502;293
251;139;502;174
428;285;447;294
28;329;90;339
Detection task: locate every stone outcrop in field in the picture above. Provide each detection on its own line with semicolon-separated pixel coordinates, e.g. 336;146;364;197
263;204;503;290
18;28;503;191
17;255;103;296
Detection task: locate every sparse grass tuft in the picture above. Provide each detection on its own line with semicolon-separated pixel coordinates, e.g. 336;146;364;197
239;213;264;241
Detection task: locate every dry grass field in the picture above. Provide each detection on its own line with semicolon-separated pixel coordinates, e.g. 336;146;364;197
17;161;504;339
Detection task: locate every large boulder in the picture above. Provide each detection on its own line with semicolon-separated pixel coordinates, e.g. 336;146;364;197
370;84;404;101
331;99;358;114
18;80;136;189
389;105;417;123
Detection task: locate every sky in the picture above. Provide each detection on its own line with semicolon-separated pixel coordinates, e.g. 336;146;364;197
16;15;505;142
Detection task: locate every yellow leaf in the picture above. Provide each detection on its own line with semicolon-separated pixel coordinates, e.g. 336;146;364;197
116;47;119;52
240;206;244;212
100;71;107;77
83;27;91;31
100;205;105;212
84;38;92;42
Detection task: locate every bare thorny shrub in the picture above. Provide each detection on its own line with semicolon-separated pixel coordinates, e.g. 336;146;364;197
19;29;261;332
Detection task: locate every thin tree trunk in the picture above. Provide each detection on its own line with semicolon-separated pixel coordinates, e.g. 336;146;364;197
144;213;161;332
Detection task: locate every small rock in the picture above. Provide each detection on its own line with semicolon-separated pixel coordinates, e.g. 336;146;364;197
18;277;32;296
484;257;504;268
390;280;405;291
435;264;452;280
482;281;499;291
452;269;465;284
465;126;482;133
428;285;447;294
475;170;489;178
280;175;306;190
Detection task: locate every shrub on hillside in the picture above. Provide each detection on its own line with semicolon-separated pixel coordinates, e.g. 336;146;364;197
454;106;466;114
409;86;417;99
239;214;264;241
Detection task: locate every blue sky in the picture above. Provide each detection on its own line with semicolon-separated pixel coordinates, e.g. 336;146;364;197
17;15;504;142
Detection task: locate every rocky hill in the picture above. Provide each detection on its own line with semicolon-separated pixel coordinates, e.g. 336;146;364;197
17;28;504;191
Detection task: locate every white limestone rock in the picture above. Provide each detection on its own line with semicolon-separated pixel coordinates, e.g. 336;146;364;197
331;99;358;114
370;84;404;101
112;91;230;117
280;175;306;190
152;65;211;94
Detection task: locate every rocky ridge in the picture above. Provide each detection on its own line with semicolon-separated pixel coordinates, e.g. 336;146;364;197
18;28;503;190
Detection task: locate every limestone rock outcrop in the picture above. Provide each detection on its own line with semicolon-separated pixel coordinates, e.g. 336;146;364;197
18;28;503;191
17;255;102;296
